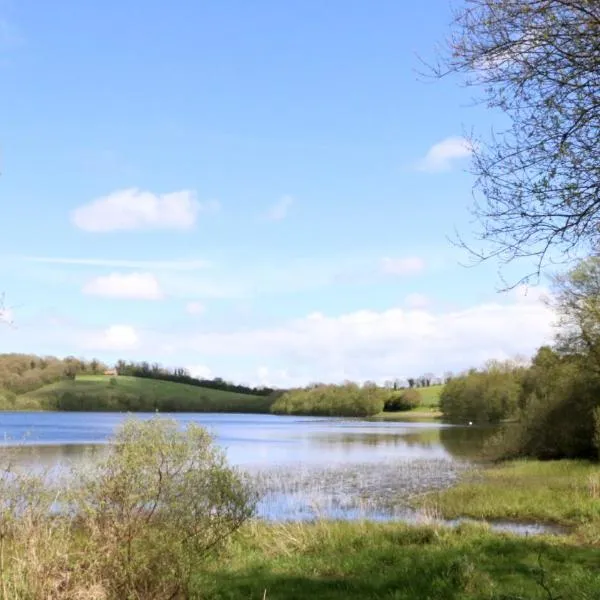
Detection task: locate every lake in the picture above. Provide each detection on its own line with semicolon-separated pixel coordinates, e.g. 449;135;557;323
0;412;546;533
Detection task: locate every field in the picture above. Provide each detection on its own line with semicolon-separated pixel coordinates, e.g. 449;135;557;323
196;520;600;599
20;375;273;413
371;384;444;421
415;383;444;407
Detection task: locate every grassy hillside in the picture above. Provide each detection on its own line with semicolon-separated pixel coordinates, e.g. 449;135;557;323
415;384;443;407
20;375;274;413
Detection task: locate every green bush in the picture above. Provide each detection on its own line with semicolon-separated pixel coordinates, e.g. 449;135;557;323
594;407;600;460
384;388;422;411
489;358;600;461
271;382;385;417
0;417;257;599
440;364;522;424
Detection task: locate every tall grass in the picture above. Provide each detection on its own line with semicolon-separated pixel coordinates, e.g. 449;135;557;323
0;418;256;599
416;459;600;544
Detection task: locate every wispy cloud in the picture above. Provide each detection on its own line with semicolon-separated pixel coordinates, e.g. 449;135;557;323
415;136;473;172
20;256;213;271
71;188;220;232
82;272;164;300
82;325;140;352
380;257;425;275
186;301;206;316
264;195;293;221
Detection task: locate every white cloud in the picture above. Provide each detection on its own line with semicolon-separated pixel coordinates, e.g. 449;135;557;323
264;195;293;221
380;257;425;275
21;256;212;271
0;307;13;325
186;301;205;316
186;364;212;379
404;293;430;309
82;272;163;300
416;136;473;172
71;188;219;232
0;291;556;387
166;294;554;386
84;325;140;352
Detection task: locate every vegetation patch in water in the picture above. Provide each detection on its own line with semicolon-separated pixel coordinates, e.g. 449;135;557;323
416;459;600;543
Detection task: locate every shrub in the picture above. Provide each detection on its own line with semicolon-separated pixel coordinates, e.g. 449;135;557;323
487;359;600;461
0;417;257;599
384;389;422;411
271;383;385;417
595;407;600;460
440;365;521;424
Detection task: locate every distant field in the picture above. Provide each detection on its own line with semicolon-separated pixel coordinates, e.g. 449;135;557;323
20;375;273;413
416;384;443;407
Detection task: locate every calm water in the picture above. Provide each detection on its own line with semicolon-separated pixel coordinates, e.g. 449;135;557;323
0;411;487;465
0;412;556;534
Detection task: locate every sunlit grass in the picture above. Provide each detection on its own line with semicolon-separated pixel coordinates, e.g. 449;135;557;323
195;520;600;599
20;375;273;412
416;459;600;543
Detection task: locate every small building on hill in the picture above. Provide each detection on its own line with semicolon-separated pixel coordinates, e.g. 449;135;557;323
104;369;118;376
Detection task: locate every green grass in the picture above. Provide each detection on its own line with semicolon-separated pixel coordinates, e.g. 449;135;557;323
416;384;444;407
194;520;600;599
368;409;442;422
417;460;600;543
372;385;444;421
19;375;274;413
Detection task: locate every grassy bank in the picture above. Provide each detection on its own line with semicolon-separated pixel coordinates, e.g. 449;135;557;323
416;460;600;543
195;520;600;599
19;375;273;413
369;408;442;421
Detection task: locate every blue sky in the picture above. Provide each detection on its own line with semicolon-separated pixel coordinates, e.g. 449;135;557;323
0;0;554;386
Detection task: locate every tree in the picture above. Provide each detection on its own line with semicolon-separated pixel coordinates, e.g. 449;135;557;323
437;0;600;284
553;255;600;369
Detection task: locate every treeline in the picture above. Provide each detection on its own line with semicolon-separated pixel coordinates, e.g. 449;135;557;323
440;256;600;461
0;353;107;398
271;382;422;417
115;361;275;397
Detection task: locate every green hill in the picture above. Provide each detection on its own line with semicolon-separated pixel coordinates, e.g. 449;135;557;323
415;384;444;408
20;375;274;413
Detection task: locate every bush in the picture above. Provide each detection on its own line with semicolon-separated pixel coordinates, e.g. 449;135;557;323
440;365;522;424
489;359;600;461
384;389;422;411
0;417;257;599
271;382;385;417
595;407;600;460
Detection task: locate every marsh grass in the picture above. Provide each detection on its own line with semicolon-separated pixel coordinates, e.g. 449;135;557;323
252;458;469;521
416;460;600;543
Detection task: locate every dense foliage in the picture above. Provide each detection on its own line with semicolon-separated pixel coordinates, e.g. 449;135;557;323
439;361;524;424
384;388;422;412
115;360;275;397
440;257;600;460
271;382;387;417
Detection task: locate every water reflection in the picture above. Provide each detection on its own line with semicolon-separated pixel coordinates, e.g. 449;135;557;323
439;424;499;460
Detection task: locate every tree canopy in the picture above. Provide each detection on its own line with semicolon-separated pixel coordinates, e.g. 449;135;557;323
439;0;600;283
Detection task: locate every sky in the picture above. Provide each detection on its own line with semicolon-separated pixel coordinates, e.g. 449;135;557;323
0;0;556;387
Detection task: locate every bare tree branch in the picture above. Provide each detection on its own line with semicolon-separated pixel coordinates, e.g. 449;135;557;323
433;0;600;287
